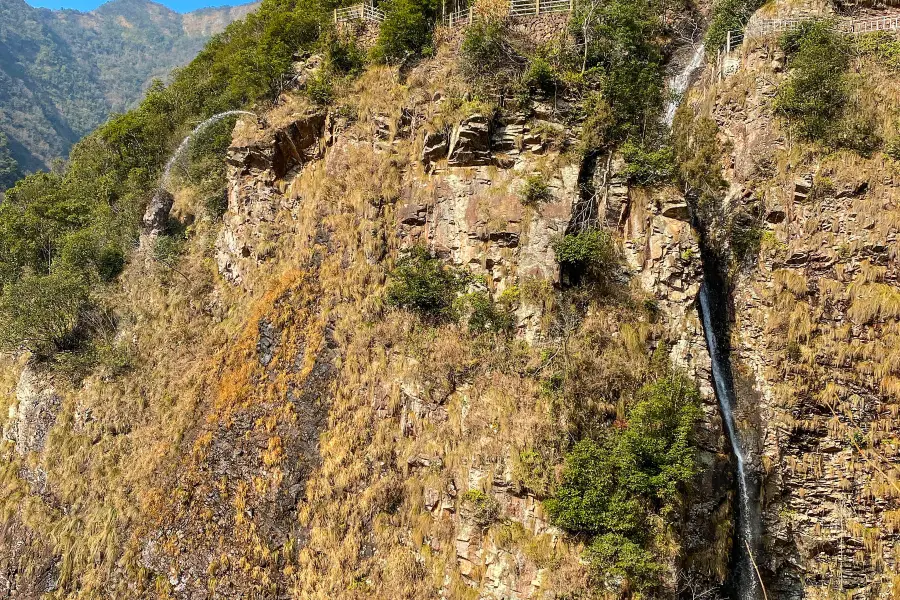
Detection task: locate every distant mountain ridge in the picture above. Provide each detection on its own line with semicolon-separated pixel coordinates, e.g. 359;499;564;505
0;0;258;189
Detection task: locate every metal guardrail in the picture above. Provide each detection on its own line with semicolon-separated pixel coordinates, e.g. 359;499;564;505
509;0;573;16
742;14;900;37
441;0;573;26
720;13;900;63
334;2;385;23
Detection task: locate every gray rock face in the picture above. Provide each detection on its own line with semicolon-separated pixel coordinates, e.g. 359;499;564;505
447;114;492;166
4;366;61;455
142;189;174;236
421;130;448;167
227;111;326;180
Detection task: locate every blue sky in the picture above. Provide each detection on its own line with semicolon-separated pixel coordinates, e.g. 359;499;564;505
26;0;250;12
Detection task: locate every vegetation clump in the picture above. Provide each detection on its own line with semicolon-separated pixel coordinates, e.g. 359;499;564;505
621;139;675;185
553;229;618;284
0;271;91;357
705;0;767;56
374;0;438;62
520;174;553;207
386;246;470;320
546;374;703;591
775;21;880;154
461;489;502;526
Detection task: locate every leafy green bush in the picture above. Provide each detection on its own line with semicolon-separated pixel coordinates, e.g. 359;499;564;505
522;56;558;95
520;175;552;207
460;18;521;83
466;291;515;334
886;138;900;161
386;246;470;320
621;139;675;185
461;490;501;527
775;21;849;142
153;234;187;267
571;0;665;141
323;33;366;75
305;71;335;105
552;229;617;282
59;230;125;282
578;92;615;154
0;271;91;356
514;448;555;497
374;0;438;63
545;374;702;590
858;32;900;71
673;113;728;231
586;534;662;590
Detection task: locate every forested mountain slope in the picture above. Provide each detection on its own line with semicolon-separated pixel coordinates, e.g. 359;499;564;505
0;0;257;189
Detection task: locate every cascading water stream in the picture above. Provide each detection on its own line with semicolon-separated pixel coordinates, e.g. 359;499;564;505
161;110;256;189
663;42;763;599
663;43;706;126
697;280;761;600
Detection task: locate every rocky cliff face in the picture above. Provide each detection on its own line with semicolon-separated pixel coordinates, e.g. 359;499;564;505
9;3;900;596
689;16;900;598
201;43;736;596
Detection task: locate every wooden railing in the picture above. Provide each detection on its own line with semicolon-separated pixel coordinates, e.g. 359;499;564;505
334;2;385;23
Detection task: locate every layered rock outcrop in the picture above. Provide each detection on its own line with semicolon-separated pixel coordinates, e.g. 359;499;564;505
698;21;900;598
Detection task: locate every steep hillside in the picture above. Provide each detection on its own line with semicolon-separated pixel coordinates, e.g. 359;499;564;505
2;0;900;597
0;0;257;186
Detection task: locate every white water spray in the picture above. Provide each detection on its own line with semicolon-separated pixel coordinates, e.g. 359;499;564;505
161;110;256;189
698;283;761;600
663;43;706;126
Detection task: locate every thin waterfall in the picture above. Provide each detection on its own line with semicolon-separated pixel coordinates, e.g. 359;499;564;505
663;43;705;126
161;110;256;189
697;280;761;600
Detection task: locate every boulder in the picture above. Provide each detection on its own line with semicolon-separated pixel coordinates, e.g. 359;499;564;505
661;199;691;221
4;366;61;455
142;189;174;236
421;131;448;167
447;114;492;167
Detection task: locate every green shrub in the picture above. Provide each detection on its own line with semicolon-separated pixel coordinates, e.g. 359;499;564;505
571;0;665;140
0;271;91;356
514;448;555;497
153;234;186;267
886;138;900;161
775;21;849;143
466;291;515;334
305;70;335;105
552;229;617;282
832;106;881;157
323;34;365;75
545;373;702;591
522;56;558;95
858;32;900;71
578;92;615;154
520;175;552;207
374;0;438;63
461;490;501;526
621;138;675;185
586;533;663;591
386;246;470;320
